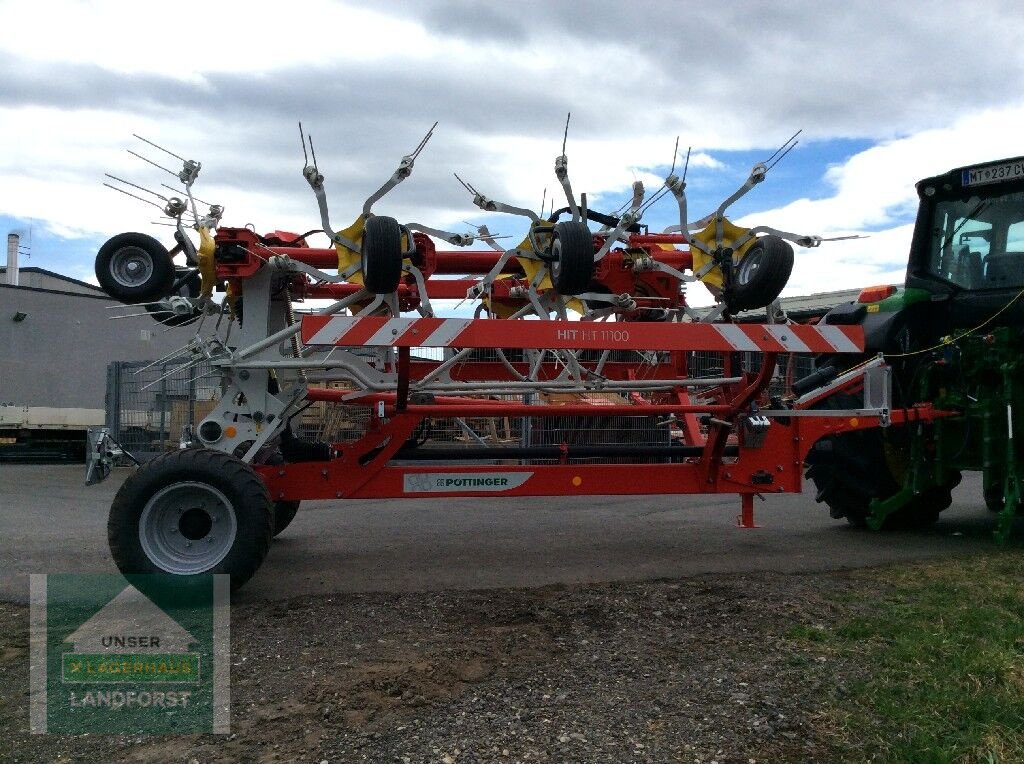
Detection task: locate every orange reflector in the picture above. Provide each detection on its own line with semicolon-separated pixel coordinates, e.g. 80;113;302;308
857;285;896;303
224;426;237;439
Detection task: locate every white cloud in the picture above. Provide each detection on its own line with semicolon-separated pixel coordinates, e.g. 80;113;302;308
2;0;1024;313
701;104;1024;307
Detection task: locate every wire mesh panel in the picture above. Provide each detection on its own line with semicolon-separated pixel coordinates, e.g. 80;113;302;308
687;351;816;399
106;360;221;462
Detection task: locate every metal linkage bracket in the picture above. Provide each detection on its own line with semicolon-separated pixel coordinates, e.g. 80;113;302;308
85;427;138;485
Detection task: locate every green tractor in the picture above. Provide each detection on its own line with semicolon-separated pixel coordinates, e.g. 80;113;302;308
805;156;1024;541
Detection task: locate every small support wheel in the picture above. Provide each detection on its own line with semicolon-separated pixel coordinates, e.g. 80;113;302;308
95;232;176;304
549;221;595;295
361;215;404;294
108;448;274;589
726;234;794;312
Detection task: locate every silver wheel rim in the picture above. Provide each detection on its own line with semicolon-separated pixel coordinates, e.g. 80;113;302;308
139;482;238;574
736;246;763;286
550;238;563;281
110;246;155;289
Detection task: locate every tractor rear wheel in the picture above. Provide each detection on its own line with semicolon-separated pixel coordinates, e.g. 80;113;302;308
108;448;273;589
805;394;960;528
983;482;1024;514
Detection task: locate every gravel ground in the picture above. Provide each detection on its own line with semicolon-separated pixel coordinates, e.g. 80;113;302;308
0;570;862;763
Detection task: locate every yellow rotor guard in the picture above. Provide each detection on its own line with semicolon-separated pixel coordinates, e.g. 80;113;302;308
689;217;757;291
197;227;217;299
335;217;367;284
482;230;584;317
335;216;411;286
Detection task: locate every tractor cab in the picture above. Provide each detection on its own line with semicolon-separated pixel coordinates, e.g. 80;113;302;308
906;156;1024;328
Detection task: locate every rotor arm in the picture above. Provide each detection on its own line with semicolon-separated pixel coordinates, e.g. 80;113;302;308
362;123;437;216
589;181;645;262
404;223;476;247
714;162;767;221
554;154;581;222
730;225;823;250
665;173;689;236
302;166;361;251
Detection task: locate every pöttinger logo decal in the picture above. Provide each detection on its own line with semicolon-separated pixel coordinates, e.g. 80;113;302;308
403;472;533;493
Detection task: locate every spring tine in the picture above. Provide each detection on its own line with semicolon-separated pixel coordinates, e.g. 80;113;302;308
136;341;201;371
561;112;571;155
299;121;309;165
309;135;319;173
410;121;438;160
767;139;799;171
126;149;179;178
140;358;204;390
764;129;802;165
103;183;164;211
133;134;186;162
105;174;168;201
453;173;477;195
668;136;680;176
160;183;211;208
162;314;202;332
682;146;692;181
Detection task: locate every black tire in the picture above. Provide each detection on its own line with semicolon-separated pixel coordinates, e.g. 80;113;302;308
361;215;404;294
727;235;794;313
549;221;595;295
145;267;201;327
273;501;300;537
805;394;959;529
983;482;1023;514
108;448;273;590
96;232;175;304
985;482;1004;513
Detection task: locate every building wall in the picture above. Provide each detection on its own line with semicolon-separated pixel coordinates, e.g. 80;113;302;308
0;285;194;409
0;267;104;296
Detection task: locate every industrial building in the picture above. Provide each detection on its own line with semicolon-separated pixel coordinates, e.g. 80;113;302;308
1;242;194;460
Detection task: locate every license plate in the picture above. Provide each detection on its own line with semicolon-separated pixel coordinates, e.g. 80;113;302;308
962;159;1024;187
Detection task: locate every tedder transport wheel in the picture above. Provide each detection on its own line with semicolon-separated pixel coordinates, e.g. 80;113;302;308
145;267;201;327
549;221;595;295
273;501;300;537
95;232;176;305
108;448;274;589
805;394;960;529
361;215;404;294
727;234;794;313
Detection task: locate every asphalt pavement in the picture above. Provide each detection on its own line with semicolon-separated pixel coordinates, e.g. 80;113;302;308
0;464;1012;604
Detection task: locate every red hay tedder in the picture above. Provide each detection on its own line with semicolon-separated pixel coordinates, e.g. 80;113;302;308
87;125;945;589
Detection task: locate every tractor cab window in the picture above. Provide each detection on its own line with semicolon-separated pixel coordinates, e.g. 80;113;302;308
929;191;1024;289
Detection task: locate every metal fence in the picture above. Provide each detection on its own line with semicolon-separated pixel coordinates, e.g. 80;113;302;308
106;360;222;462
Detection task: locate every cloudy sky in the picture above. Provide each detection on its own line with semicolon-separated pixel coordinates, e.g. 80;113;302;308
2;0;1024;306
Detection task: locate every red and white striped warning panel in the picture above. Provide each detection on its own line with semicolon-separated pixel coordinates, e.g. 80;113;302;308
300;316;864;353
